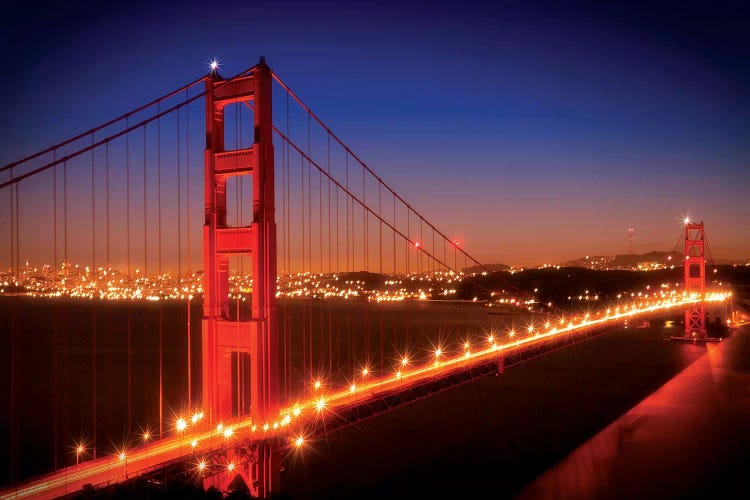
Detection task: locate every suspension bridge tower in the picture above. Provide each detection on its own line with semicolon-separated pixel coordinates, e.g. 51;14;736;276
202;57;280;496
683;221;706;336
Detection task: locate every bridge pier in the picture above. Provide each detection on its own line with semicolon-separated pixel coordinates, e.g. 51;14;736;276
203;442;280;498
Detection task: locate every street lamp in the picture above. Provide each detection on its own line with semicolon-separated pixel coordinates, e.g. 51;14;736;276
75;444;85;468
119;451;128;479
142;430;151;456
176;417;187;449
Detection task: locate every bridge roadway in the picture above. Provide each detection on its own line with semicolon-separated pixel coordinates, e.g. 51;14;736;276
0;295;726;499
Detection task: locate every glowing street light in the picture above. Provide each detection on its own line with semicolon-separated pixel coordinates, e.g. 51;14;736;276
313;379;322;391
119;450;128;479
75;443;85;467
176;417;187;433
294;435;305;448
209;58;221;73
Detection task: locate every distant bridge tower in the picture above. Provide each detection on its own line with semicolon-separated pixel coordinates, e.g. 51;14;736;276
628;227;634;254
202;57;279;497
683;221;706;336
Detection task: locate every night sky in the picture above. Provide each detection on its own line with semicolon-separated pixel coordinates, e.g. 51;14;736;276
1;0;748;267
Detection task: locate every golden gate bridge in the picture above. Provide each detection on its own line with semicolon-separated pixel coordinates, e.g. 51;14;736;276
0;58;734;498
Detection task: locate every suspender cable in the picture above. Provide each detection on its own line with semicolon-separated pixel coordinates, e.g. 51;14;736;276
345;152;350;273
126;120;132;436
301;150;307;379
393;194;396;274
283;90;289;398
143;126;148;277
186;90;192;408
363;166;367;272
104;142;112;442
63;161;67;263
307;119;313;374
106;144;110;268
327;135;331;273
157;103;163;438
126;119;131;276
327;135;332;374
177;107;182;278
51;151;58;470
91;136;98;459
8;167;13;277
142;125;149;418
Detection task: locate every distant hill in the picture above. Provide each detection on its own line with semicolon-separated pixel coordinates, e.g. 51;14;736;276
561;251;683;270
461;263;510;274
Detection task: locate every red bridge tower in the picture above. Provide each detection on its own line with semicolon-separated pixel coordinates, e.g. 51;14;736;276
202;58;279;496
683;221;706;336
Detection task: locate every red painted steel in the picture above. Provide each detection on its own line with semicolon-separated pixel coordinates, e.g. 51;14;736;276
684;222;706;335
202;57;279;497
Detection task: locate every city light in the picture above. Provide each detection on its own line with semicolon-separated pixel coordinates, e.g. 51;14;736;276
295;435;305;448
176;417;187;432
